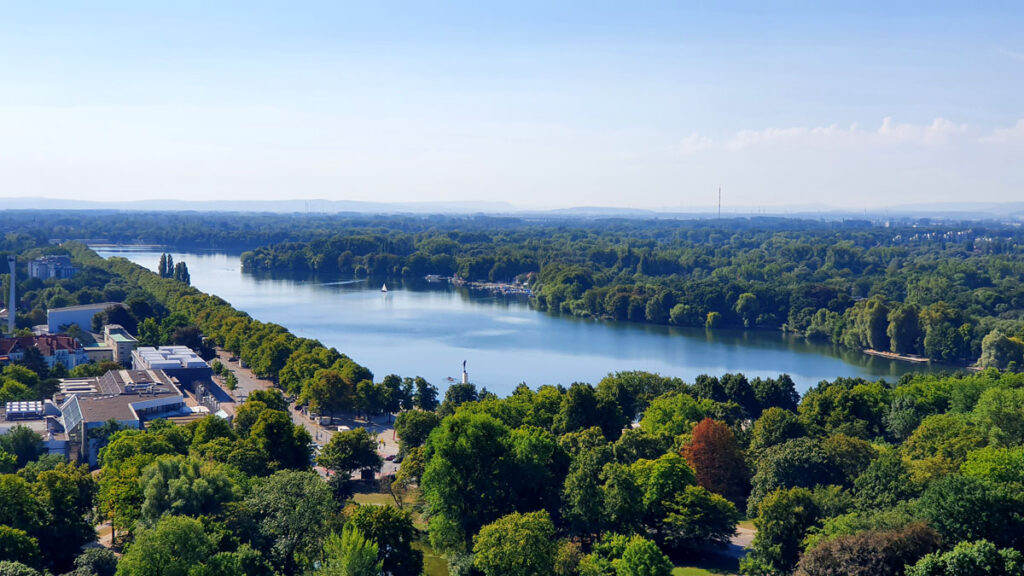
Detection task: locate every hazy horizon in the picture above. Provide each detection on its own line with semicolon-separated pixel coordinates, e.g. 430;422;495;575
2;2;1023;210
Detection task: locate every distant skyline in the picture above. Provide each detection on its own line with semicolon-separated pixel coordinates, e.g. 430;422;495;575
1;2;1022;210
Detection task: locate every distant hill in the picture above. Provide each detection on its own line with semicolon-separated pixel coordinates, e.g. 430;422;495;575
0;196;1022;221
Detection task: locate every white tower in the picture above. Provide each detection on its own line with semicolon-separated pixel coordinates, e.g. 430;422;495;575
7;256;15;335
461;360;469;385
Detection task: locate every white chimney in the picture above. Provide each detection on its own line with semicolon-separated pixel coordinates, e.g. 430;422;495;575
7;256;14;335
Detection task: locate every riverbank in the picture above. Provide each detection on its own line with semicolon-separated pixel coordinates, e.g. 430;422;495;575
863;349;930;364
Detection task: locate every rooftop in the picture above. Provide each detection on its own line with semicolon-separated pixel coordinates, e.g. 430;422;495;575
133;346;207;369
0;335;82;356
48;302;121;313
59;369;184;427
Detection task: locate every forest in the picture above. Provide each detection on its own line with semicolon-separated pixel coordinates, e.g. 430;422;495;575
2;212;1024;575
237;219;1024;368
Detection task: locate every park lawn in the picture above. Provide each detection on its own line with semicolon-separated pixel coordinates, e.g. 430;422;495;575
414;539;449;576
673;565;738;576
351;492;396;506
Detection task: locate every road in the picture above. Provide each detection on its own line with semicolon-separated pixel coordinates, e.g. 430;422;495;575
213;348;399;476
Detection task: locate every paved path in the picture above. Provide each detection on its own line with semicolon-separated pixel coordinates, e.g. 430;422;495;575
213;348;399;476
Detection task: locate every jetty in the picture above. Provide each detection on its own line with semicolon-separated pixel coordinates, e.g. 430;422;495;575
863;349;930;364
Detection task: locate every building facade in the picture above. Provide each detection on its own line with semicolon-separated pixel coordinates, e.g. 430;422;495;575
0;334;90;370
28;255;79;280
58;369;186;466
46;302;120;333
103;324;138;365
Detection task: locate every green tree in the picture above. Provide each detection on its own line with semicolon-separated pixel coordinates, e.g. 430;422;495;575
32;462;99;570
138;456;239;526
318;428;382;478
248;409;312;471
887;303;922;355
0;526;38;567
321;525;382;576
472;511;557;576
562;447;611;538
0;475;43;533
631;453;697;524
961;445;1024;488
553;382;625;441
613;536;673;576
421;411;514;553
600;462;644;535
0;426;43;467
920;301;972;363
0;561;42;576
853;451;917;510
979;329;1024;369
741;487;821;575
71;548;119;576
906;539;1024;576
510;425;569;514
797;379;890;439
659;485;739;552
639;392;706;438
749;407;806;456
244;469;338;575
917;475;1024;549
901;413;986;483
115;515;214;576
412;377;439;411
347;505;422;576
136;317;161;347
393;410;441;455
748;437;841;516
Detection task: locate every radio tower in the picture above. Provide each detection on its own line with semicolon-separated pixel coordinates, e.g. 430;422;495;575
718;186;721;219
7;256;15;335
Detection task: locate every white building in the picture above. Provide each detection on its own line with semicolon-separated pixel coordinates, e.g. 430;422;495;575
46;302;120;333
58;369;186;466
28;255;78;280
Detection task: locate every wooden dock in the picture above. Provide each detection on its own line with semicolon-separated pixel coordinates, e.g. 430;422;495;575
863;349;930;364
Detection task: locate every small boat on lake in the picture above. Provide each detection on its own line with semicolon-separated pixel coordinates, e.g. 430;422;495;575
381;283;388;292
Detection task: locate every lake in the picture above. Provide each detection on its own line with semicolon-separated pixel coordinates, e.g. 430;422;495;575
96;249;937;395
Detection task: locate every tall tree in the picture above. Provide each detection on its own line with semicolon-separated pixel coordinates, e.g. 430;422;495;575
321;525;382;576
472;511;557;576
347;505;422;576
244;470;337;575
682;418;749;507
318;428;382;478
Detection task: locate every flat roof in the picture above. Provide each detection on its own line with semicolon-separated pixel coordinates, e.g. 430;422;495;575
48;302;121;313
109;333;135;343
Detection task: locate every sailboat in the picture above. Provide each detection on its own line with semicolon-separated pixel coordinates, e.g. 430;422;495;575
381;283;388;293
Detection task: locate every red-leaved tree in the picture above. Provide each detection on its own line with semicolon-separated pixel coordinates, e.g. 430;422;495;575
682;418;750;507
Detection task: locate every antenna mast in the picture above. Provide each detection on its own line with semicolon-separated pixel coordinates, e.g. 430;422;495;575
718;186;721;219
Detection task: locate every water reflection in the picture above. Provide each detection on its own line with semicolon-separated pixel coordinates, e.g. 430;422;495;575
96;249;937;395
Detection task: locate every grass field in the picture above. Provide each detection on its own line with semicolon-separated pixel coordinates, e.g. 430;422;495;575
414;540;449;576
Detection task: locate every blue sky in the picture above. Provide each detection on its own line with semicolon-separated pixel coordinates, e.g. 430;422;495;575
1;2;1022;210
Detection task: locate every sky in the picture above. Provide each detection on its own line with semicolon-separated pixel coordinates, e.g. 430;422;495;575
1;1;1023;211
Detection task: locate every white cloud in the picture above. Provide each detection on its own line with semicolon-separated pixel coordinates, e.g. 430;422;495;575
678;133;713;155
877;117;967;145
981;119;1024;144
678;117;970;155
998;48;1024;62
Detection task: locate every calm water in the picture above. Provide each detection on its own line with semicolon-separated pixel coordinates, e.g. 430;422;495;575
97;249;936;395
